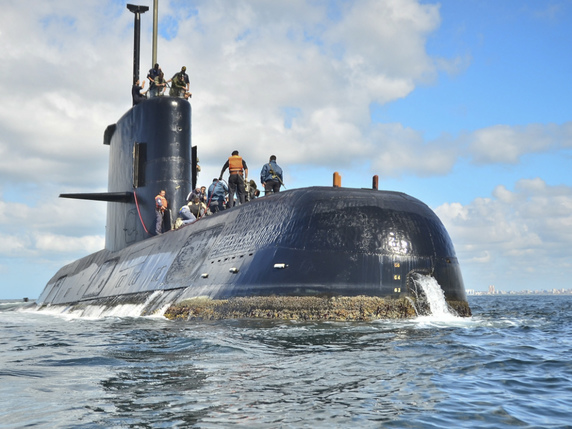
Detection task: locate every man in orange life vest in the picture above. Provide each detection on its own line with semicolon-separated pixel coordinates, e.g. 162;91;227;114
219;150;249;207
155;189;168;235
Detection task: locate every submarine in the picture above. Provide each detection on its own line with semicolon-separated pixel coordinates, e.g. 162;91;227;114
34;4;470;320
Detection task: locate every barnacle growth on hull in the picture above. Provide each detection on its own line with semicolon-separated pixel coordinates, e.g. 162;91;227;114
163;296;472;321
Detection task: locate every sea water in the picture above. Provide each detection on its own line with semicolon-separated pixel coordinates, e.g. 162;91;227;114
1;294;571;428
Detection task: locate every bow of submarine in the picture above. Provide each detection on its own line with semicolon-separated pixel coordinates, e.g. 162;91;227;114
173;186;467;303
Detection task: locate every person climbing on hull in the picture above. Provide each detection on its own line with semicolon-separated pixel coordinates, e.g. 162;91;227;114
207;178;229;213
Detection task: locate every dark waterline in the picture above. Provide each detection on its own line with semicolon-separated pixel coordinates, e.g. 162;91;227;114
1;295;571;428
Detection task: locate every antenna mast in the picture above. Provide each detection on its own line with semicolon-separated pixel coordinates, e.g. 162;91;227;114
152;0;158;66
127;4;149;85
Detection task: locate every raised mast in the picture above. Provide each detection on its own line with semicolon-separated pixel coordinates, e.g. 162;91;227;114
152;0;158;66
126;4;149;85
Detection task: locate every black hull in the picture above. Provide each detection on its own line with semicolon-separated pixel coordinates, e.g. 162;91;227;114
37;97;469;318
38;187;467;311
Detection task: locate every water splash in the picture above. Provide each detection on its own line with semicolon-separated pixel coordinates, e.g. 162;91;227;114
28;291;169;320
409;273;458;319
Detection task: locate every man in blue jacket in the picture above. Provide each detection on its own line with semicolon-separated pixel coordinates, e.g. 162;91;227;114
260;155;283;195
207;178;229;213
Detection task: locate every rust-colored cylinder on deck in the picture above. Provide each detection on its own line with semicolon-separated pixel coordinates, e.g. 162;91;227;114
333;172;342;187
372;175;379;190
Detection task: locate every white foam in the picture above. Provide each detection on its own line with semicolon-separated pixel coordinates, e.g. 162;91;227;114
25;290;171;320
412;274;461;322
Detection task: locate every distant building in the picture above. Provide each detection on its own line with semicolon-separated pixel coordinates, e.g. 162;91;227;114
488;285;495;294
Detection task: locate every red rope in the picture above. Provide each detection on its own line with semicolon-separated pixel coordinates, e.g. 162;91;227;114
133;188;153;236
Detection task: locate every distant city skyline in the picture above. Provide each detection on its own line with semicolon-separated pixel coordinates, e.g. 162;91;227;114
467;287;572;296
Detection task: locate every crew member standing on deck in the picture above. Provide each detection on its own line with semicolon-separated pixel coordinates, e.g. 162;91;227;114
219;150;248;207
168;66;191;98
153;71;167;97
208;178;229;213
179;66;190;93
146;63;161;97
260;155;283;195
155;190;168;235
132;79;147;105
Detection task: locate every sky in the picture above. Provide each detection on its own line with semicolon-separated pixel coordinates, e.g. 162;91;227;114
1;0;571;299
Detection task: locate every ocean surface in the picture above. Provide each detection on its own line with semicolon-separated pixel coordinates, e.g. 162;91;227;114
1;295;571;428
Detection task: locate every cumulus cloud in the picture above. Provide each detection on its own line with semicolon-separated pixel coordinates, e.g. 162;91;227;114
435;178;572;290
154;0;447;173
1;2;128;189
0;195;105;259
35;233;104;254
369;124;459;177
2;0;571;195
9;0;568;191
468;122;572;164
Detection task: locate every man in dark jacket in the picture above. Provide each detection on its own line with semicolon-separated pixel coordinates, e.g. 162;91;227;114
131;79;147;105
260;155;283;195
207;178;229;213
146;63;161;97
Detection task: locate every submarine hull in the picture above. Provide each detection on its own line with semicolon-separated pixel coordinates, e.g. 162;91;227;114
36;97;470;318
37;186;468;315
